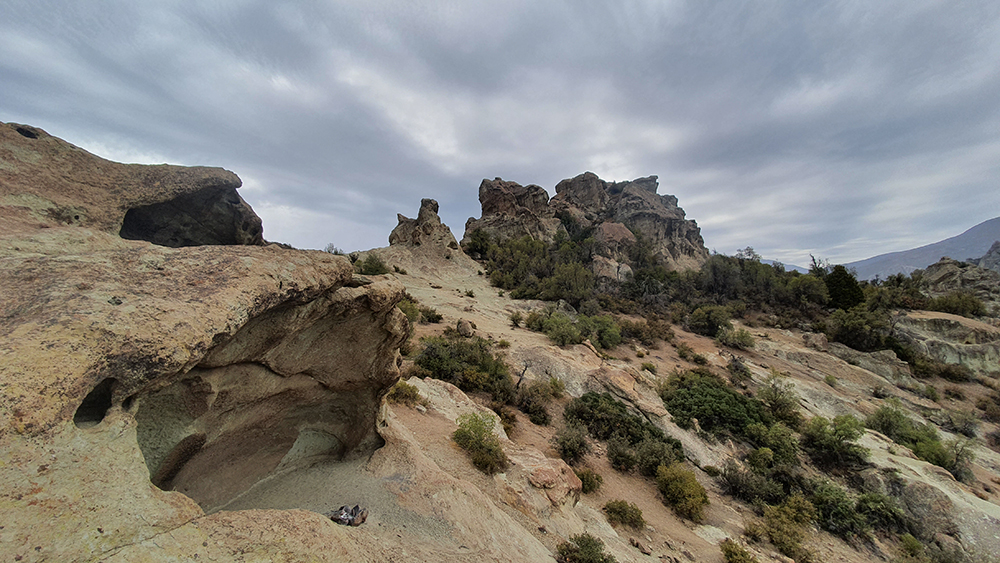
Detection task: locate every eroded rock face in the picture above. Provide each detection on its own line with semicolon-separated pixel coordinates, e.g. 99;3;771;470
0;124;407;561
895;311;1000;376
389;198;460;251
462;178;561;249
0;122;263;246
462;171;709;271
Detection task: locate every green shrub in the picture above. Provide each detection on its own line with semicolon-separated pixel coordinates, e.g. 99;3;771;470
717;328;755;350
517;379;560;425
827;304;890;352
636;438;680;478
928;291;986;318
509;311;523;327
656;462;710;522
689;305;733;337
746;422;799;465
800;414;869;468
810;481;867;538
760;494;815;562
719;461;785;505
356;252;390;275
452;412;508;474
553;424;590;464
386;380;428;407
603;499;645;529
824;374;838;387
720;539;759;563
865;401;973;477
556;533;617;563
676;342;694;360
564;392;675;447
641;362;657;374
659;368;770;437
607;435;638;472
575;468;603;493
415;335;515;404
418;306;443;323
855;491;908;534
756;372;803;428
728;357;753;385
398;299;420;324
618;317;675;345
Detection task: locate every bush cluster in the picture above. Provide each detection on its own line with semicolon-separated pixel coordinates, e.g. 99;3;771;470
452;412;508;474
656;462;710;522
720;539;759;563
800;414;869;468
525;308;622;349
688;305;733;337
556;533;617;563
516;377;564;425
928;291;986;318
553;424;590;464
603;499;645;529
866;401;975;480
575;467;603;493
659;368;770;437
717;327;755;350
414;334;514;404
355;252;390;275
385;380;428;408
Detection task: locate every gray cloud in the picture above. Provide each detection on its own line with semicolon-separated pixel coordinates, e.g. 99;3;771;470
2;0;999;265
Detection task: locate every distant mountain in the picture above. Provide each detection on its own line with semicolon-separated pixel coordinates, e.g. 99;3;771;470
762;259;807;273
846;216;1000;280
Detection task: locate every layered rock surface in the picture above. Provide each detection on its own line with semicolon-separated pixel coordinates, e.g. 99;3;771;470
0;123;407;561
462;172;709;271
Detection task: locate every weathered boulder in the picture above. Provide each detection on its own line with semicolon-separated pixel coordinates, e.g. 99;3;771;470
0;122;263;246
0;123;408;561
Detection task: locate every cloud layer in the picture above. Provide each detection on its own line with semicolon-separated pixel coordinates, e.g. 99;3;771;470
3;1;999;265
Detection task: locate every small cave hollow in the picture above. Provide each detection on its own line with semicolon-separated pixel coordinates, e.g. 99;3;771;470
15;126;39;139
119;186;263;247
74;377;117;428
135;365;385;513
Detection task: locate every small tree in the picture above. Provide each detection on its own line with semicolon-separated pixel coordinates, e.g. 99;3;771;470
801;415;869;468
824;265;864;310
656;462;709;522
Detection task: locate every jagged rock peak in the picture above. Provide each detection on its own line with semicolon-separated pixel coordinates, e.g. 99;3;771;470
977;240;1000;273
389;198;460;251
0;121;263;247
462;171;709;271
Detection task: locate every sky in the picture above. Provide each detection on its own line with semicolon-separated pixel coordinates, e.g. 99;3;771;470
3;1;999;266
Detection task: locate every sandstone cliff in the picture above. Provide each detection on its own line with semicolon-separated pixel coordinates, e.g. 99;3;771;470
462;172;709;271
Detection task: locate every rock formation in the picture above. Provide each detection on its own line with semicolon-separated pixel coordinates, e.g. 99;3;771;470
918;257;1000;313
462;177;562;250
388;198;460;251
0;122;407;561
462;171;709;271
974;240;1000;273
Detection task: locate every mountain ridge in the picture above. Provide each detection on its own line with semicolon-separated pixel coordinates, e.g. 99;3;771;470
846;216;1000;280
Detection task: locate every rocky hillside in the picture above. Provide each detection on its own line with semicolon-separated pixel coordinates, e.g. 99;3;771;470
4;123;1000;563
462;172;710;272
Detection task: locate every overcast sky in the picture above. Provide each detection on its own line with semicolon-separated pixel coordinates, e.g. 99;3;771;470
3;1;999;266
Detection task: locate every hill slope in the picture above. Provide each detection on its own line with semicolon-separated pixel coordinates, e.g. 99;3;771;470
847;217;1000;280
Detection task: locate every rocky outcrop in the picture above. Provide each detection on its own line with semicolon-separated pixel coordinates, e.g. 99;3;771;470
462;178;562;250
894;311;1000;376
918;257;1000;312
1;123;407;561
974;240;1000;273
389;198;460;251
462;172;709;271
0;122;263;246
